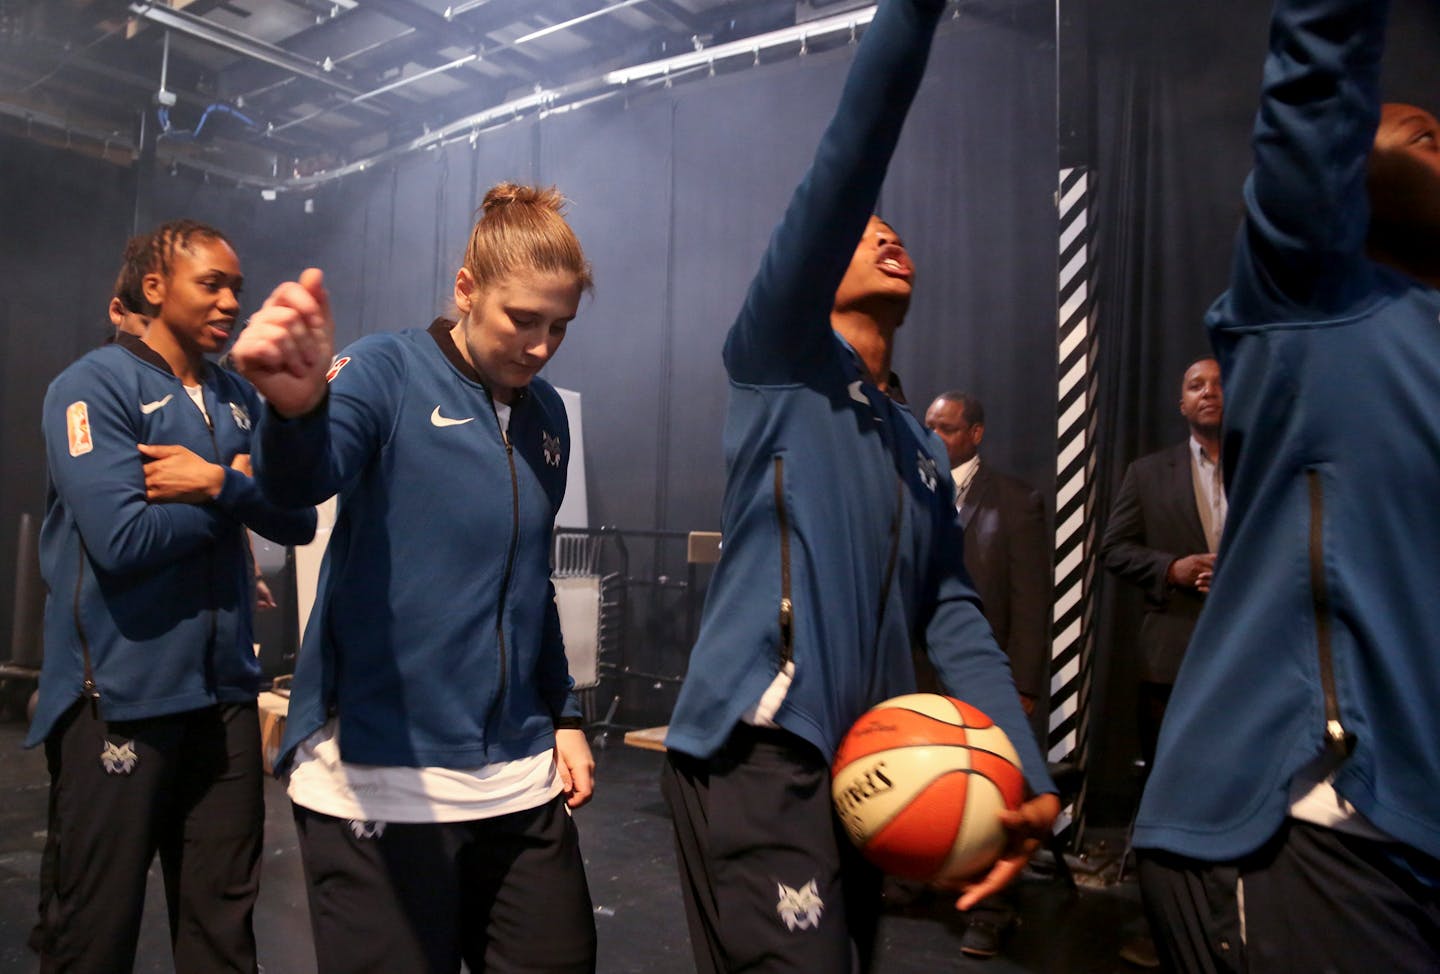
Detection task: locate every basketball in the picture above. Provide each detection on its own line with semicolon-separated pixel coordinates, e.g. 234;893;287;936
831;693;1024;884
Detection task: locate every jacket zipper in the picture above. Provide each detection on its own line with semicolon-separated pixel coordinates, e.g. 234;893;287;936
774;456;794;663
1306;469;1352;758
200;387;220;687
73;545;99;715
489;403;520;740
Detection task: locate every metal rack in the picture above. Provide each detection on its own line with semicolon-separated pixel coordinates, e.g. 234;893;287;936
551;526;720;747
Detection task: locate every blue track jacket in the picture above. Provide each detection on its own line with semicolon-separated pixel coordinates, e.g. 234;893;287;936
1136;0;1440;862
28;334;317;746
256;321;582;771
663;0;1053;797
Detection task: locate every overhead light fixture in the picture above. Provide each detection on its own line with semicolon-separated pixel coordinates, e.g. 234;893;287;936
604;4;877;85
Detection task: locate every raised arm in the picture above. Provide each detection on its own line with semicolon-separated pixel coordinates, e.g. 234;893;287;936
724;0;945;383
233;270;401;507
1226;0;1390;322
44;365;226;575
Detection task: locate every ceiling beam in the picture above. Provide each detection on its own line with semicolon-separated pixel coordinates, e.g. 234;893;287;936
127;1;368;96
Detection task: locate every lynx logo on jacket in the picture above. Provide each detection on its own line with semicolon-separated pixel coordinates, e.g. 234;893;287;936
542;431;563;468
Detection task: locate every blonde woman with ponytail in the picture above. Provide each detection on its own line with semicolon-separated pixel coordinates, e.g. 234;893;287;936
232;183;597;974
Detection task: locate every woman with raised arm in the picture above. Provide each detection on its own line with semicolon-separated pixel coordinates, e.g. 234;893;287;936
231;184;597;974
658;0;1058;969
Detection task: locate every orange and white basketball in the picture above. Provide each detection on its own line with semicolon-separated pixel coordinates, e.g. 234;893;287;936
831;693;1024;884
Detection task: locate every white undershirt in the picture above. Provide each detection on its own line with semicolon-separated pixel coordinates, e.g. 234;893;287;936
284;395;559;824
742;660;794;727
184;383;209;425
286;722;559;823
1287;756;1394;841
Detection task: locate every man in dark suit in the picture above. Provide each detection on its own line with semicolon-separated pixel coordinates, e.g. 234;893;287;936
1100;356;1225;771
923;390;1051;959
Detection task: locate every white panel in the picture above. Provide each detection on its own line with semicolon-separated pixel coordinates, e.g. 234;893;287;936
553;576;601;688
555;387;589;529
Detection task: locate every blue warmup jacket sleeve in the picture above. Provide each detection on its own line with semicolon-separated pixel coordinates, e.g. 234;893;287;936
211;382;317;545
254;335;408;507
924;496;1054;791
43;362;227;575
213;464;317;544
723;0;946;383
1227;0;1390;324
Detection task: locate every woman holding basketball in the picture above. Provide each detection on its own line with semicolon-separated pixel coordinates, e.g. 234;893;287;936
230;184;597;974
658;0;1058;970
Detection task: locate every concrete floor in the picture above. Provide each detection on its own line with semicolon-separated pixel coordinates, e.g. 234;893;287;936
0;713;1152;973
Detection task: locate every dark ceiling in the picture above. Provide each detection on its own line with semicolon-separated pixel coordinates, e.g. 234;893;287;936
0;0;1047;189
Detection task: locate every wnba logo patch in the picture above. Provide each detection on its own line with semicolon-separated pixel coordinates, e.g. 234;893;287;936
325;356;351;383
66;402;93;457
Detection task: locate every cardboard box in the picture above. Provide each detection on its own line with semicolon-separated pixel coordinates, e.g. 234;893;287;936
258;690;290;775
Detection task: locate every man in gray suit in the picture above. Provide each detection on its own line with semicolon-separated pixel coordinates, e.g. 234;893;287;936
923;390;1051;959
1100;356;1225;770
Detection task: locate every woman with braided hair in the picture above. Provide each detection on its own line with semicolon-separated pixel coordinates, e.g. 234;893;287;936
29;219;317;972
231;183;598;973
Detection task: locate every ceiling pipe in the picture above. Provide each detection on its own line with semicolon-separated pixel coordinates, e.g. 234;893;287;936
265;0;657;136
511;0;653;46
162;2;886;192
127;1;367;96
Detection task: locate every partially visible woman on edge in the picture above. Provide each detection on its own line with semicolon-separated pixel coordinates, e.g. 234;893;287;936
107;232;154;339
29;219;317;972
230;183;598;974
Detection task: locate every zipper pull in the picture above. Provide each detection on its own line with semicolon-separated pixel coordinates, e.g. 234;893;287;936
778;597;793;653
83;678;100;718
1325;719;1355;757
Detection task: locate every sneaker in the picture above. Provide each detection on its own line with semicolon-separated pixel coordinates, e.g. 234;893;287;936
960;918;1002;959
1119;934;1160;968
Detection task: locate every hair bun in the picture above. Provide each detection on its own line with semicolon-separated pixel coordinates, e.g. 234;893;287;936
481;182;567;215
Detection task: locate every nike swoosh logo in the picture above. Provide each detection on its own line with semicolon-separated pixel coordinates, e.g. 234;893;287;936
430;406;474;428
847;381;868;405
139;395;174;415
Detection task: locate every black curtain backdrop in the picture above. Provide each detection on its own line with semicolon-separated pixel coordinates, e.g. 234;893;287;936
0;14;1056;732
1083;0;1440;822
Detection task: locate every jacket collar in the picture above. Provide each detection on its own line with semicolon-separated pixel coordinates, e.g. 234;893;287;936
114;330;203;381
835;332;906;404
428;317;529;405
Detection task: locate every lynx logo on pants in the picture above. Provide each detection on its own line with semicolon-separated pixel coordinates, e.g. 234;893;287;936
100;739;138;775
775;879;824;931
348;819;386;840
